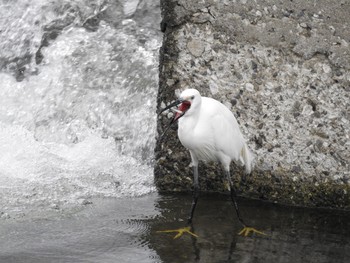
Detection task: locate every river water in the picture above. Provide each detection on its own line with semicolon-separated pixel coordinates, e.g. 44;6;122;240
1;1;350;262
1;193;349;262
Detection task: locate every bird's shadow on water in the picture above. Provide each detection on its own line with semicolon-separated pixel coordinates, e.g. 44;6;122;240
145;193;350;263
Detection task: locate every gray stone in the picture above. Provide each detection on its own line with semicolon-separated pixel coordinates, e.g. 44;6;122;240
187;39;205;57
155;0;350;209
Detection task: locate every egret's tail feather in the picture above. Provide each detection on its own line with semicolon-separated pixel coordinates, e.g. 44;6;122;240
242;143;254;174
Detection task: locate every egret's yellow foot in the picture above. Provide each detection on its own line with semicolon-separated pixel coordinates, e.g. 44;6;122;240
238;226;266;237
157;226;198;239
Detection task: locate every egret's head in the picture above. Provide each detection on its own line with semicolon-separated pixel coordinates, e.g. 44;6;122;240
159;89;201;122
158;89;201;139
176;89;201;119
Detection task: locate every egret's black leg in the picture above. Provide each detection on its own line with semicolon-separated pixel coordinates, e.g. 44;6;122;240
225;171;266;237
188;165;199;224
225;171;247;227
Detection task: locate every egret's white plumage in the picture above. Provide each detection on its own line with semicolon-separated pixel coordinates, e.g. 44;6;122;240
157;88;264;238
176;89;253;174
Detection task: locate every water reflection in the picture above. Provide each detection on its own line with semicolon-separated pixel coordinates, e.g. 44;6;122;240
148;193;350;263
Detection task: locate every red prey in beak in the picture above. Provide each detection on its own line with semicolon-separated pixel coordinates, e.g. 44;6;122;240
158;99;191;139
174;100;191;121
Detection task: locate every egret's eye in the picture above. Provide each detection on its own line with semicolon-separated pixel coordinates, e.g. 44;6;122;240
191;95;195;100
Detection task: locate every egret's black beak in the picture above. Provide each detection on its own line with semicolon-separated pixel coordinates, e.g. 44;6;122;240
158;99;183;116
158;99;185;140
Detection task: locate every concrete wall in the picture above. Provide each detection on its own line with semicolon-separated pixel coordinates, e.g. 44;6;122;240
155;0;350;209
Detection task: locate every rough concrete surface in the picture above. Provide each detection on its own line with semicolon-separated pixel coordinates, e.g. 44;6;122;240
155;0;350;209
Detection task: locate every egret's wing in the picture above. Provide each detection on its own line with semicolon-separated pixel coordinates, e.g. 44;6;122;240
209;102;245;163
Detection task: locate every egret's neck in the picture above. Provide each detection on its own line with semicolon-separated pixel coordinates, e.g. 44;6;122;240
178;102;201;131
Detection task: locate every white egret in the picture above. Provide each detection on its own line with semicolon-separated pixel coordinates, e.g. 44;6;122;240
158;88;265;238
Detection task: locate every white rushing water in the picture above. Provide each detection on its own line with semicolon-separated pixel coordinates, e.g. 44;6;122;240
0;0;161;218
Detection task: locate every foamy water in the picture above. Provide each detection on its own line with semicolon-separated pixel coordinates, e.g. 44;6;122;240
0;0;161;218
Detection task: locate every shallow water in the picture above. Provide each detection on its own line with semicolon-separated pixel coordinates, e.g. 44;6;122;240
1;193;349;263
